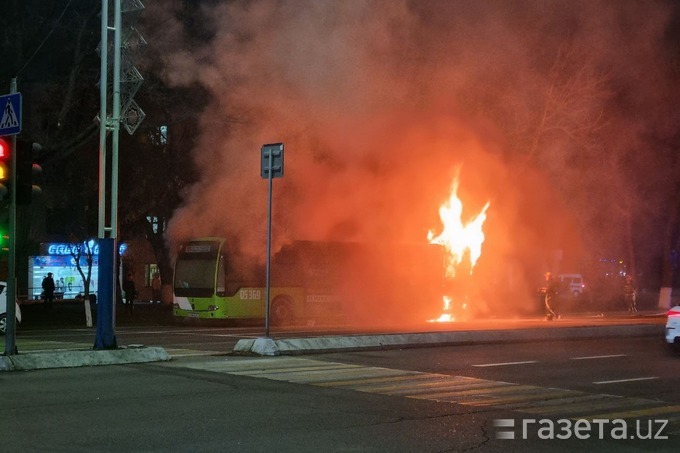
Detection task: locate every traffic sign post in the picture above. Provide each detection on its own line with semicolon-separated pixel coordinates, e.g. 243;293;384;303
0;93;22;137
3;85;21;356
261;143;284;337
261;142;284;179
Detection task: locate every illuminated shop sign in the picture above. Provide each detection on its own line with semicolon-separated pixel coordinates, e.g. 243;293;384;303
44;241;127;256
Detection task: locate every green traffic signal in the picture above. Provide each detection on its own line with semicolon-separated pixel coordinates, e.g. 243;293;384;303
0;231;8;253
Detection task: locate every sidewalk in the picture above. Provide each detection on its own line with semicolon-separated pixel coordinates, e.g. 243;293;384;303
1;301;173;371
1;303;668;370
16;299;175;329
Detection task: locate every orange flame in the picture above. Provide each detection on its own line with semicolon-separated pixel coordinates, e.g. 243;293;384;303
427;171;489;323
427;172;490;278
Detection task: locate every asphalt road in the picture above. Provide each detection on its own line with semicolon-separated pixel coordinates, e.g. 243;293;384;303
320;336;680;402
2;336;678;452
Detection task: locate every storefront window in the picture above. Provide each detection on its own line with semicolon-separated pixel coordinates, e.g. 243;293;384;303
28;255;99;300
145;263;159;287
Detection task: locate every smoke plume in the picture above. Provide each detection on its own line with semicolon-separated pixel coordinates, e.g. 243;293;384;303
141;0;680;317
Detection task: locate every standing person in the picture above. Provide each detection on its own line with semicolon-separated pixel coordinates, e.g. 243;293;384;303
151;272;161;304
123;274;137;315
543;272;560;321
623;275;637;313
42;272;56;310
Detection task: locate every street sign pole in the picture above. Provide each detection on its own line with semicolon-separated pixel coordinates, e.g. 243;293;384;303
265;151;273;337
4;79;20;355
261;143;284;338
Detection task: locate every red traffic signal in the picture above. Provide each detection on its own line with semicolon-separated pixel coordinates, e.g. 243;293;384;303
17;140;42;205
0;137;10;160
0;137;10;199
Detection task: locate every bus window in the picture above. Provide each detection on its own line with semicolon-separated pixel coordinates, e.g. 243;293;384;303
216;253;226;296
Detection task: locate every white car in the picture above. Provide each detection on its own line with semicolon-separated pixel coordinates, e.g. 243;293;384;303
666;305;680;353
0;281;22;335
558;273;586;297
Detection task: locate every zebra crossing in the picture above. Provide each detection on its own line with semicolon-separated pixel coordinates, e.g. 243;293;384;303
17;339;93;352
163;346;225;358
176;356;680;434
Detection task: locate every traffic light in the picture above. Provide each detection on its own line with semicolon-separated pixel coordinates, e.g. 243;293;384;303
0;230;7;253
0;137;10;201
16;140;42;205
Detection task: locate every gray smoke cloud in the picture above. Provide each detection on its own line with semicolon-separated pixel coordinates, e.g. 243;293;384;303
141;0;679;315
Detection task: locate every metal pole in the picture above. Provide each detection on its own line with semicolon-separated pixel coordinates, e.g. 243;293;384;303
98;0;108;238
111;0;121;240
4;78;18;355
95;0;119;346
265;151;273;338
109;0;122;333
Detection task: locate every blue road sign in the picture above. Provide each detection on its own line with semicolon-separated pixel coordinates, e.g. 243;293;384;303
0;92;22;136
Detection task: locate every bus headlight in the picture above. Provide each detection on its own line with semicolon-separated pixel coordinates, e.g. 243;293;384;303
208;305;219;311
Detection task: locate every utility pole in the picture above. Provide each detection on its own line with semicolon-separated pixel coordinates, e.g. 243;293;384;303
95;0;145;349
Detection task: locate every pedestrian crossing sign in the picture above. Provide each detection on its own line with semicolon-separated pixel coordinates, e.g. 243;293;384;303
0;92;22;136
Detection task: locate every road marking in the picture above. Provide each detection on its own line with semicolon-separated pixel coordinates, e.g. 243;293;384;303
571;354;626;360
17;340;93;352
576;404;680;421
315;372;432;388
173;356;680;434
523;395;656;416
164;347;223;358
472;360;537;367
462;388;578;407
593;376;659;385
409;384;537;402
382;380;515;397
346;375;475;393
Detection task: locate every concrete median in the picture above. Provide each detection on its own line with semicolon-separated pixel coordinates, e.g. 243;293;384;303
0;346;170;371
233;323;664;356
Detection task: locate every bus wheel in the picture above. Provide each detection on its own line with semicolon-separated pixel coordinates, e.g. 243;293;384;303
271;298;293;326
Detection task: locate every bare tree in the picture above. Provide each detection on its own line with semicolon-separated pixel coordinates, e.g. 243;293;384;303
515;44;610;166
67;236;95;327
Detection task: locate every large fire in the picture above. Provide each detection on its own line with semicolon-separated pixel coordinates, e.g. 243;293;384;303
427;172;490;322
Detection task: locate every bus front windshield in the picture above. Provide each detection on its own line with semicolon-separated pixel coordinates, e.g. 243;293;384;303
174;258;217;297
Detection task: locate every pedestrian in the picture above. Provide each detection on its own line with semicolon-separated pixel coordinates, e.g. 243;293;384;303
123;273;137;315
623;275;637;313
543;272;560;321
42;272;56;309
151;272;161;304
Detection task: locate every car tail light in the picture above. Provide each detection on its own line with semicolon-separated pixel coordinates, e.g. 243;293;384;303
667;308;680;318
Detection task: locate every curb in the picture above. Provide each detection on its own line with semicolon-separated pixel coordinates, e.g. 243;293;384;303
0;346;170;371
233;324;664;356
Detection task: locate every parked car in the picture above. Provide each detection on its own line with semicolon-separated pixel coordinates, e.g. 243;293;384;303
666;305;680;353
557;274;586;297
0;281;22;335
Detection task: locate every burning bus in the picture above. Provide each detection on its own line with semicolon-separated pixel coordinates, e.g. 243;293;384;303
172;238;446;327
172;169;493;326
